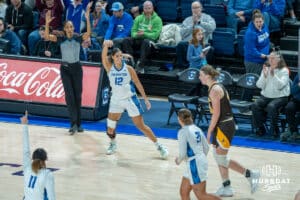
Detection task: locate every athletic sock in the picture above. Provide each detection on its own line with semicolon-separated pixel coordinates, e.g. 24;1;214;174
223;179;231;187
244;169;251;178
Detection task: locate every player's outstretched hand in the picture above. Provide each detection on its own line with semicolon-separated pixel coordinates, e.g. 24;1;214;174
20;111;28;124
145;99;151;110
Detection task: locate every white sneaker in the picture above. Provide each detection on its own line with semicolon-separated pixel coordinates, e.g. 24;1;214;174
157;144;168;159
106;141;117;155
248;170;260;194
215;186;234;197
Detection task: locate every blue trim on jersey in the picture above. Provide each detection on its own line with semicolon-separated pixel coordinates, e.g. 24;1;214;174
113;61;125;72
187;142;195;157
190;159;201;184
43;188;48;200
129;81;136;94
131;95;143;114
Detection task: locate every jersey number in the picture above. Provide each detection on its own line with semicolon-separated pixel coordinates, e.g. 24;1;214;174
28;175;37;188
115;77;124;85
195;131;201;143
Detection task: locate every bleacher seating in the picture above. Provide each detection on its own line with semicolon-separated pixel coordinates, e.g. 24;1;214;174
212;27;236;56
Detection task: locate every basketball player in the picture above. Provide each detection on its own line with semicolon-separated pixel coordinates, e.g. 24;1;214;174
21;111;55;200
101;42;168;159
199;65;260;197
175;108;221;200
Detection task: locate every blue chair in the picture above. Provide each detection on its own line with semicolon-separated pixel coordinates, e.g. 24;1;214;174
156;0;180;22
212;27;237;56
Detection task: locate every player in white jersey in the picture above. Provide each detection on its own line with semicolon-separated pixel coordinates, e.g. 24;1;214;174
21;111;55;200
101;42;168;159
175;108;221;200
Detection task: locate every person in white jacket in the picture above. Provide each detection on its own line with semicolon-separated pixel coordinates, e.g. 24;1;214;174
252;51;290;137
21;111;56;200
175;108;220;200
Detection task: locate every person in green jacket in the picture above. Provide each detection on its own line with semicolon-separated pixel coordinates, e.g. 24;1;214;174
122;0;162;73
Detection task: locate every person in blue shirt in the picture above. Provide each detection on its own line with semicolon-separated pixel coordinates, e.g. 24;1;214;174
254;0;285;32
65;0;89;34
186;27;207;69
0;17;21;54
281;74;300;142
103;2;133;49
226;0;254;34
83;0;109;38
244;9;269;75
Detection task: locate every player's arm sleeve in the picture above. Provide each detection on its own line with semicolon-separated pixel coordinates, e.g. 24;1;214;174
23;125;31;169
177;130;187;164
45;172;56;200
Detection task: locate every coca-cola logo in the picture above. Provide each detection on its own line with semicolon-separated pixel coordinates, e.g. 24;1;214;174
0;62;64;98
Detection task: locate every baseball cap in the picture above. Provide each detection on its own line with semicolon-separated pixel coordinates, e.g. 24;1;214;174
111;2;124;11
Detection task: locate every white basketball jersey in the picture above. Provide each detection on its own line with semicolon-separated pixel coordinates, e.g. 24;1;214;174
177;124;209;162
108;62;136;101
23;126;56;200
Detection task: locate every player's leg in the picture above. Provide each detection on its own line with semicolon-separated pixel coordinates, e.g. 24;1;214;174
192;181;221;200
179;177;192;200
127;97;168;159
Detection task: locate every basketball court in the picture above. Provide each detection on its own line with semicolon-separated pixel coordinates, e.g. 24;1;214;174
0;122;299;200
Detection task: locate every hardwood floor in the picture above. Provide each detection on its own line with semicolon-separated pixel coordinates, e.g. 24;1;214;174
0;122;299;200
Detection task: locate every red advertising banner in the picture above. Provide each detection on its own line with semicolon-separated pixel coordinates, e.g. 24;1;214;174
0;59;101;107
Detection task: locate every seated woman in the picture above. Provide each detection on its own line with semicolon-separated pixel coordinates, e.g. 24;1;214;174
251;51;290;137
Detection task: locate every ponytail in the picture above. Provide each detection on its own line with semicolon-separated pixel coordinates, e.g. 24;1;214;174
32;159;46;174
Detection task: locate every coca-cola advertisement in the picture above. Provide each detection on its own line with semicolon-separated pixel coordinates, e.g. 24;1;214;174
0;59;101;107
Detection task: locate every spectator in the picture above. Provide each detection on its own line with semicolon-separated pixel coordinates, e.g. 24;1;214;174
244;9;269;75
33;25;60;58
176;1;216;69
226;0;254;34
103;2;133;49
280;74;300;142
0;17;21;54
252;51;290;137
127;0;156;18
254;0;285;32
4;0;33;46
286;0;299;23
65;0;89;34
0;0;7;18
243;9;270;101
105;0;127;15
122;0;162;74
28;0;64;55
186;27;207;69
83;0;109;38
80;37;101;61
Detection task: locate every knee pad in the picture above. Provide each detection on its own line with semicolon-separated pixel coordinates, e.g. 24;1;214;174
213;148;230;168
107;118;117;129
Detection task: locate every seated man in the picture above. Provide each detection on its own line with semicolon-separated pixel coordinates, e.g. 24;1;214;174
281;74;300;142
33;25;60;58
127;0;157;18
226;0;254;34
103;2;133;49
0;17;21;54
122;0;162;74
27;0;64;55
176;1;216;69
254;0;285;32
4;0;33;46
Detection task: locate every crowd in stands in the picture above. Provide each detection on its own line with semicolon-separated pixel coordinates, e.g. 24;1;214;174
0;0;299;141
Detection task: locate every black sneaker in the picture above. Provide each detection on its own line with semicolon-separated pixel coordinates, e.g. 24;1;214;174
77;126;84;132
69;124;77;135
